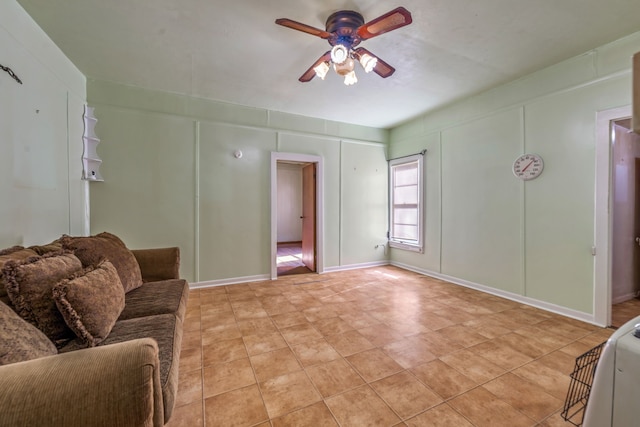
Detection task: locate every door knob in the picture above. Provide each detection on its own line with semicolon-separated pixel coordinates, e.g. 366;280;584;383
636;237;640;245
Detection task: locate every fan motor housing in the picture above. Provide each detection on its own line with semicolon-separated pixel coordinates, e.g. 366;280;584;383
325;10;364;48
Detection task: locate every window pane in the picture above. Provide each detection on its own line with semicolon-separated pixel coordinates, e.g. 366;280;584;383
392;224;418;241
394;208;417;226
394;163;417;186
394;185;418;204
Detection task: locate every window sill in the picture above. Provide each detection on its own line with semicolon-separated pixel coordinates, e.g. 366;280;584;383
389;241;423;253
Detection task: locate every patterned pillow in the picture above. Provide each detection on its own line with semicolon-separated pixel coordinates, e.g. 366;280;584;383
2;251;84;347
61;232;143;293
0;246;39;306
53;261;125;347
0;300;57;365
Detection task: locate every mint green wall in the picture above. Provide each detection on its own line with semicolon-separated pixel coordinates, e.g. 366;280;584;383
87;81;388;283
390;32;640;315
0;1;87;248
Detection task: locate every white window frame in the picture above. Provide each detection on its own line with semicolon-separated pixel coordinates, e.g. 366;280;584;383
388;153;424;253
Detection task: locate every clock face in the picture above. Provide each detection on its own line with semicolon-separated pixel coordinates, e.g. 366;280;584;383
513;154;544;180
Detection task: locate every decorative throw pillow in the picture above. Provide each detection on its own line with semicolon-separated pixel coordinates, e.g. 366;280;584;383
53;261;125;347
0;246;39;306
2;251;84;347
0;299;57;365
61;232;143;293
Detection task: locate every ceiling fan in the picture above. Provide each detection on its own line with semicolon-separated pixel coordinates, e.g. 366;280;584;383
275;7;412;85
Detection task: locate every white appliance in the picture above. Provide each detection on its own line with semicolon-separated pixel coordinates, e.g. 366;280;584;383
583;315;640;427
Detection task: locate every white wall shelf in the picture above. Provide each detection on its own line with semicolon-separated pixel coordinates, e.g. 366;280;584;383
82;105;103;181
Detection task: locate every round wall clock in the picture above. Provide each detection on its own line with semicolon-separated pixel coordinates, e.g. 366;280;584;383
512;154;544;180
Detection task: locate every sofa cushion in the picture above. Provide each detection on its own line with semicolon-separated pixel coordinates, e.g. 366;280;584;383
2;251;83;347
29;240;63;256
0;246;38;307
59;313;182;422
61;232;143;293
53;261;125;347
119;279;189;323
0;300;57;365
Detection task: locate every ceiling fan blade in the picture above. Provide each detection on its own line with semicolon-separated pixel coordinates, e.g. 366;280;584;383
354;47;396;78
357;7;412;40
299;51;332;82
275;18;332;39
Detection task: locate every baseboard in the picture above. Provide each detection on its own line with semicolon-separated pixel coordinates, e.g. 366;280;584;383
323;260;390;273
390;261;597;326
190;274;271;289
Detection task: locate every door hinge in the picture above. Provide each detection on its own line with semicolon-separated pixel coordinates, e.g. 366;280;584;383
591;246;596;256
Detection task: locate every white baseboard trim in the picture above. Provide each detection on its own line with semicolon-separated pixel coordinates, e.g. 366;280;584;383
391;261;597;326
612;292;638;305
323;260;390;273
190;274;271;289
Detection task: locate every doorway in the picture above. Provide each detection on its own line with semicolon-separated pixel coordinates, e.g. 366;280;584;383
270;152;323;279
594;106;640;327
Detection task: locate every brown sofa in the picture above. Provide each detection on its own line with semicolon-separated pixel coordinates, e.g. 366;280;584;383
0;233;188;427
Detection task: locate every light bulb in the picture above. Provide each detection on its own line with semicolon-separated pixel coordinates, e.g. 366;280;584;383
343;70;357;86
313;62;330;80
333;57;355;76
330;44;349;64
359;53;378;73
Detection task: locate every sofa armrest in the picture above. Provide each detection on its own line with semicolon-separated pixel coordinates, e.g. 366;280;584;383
0;338;164;427
132;247;180;282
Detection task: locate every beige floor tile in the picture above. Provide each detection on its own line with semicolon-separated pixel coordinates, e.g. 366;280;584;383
200;322;242;345
271;402;339;427
512;360;571;400
178;346;202;372
482;373;563;421
205;384;268;427
382;337;438;369
202;337;247;367
468;339;532;370
357;324;405;347
303;306;339;322
440;349;506;383
165;401;203;427
537;411;571;427
243;331;288;356
339;312;381;329
346;348;404;382
236;318;277;336
405;403;473;427
535;350;579;376
306;358;365;397
415;331;464;357
181;328;202;350
371;371;443;419
203;357;255;398
326;385;401;427
410;359;477;400
492;332;556;359
259;370;322;419
271;311;310;329
280;322;323;345
435;324;488;348
324;330;375;356
175;368;203;407
449;387;536;427
251;347;302;382
290;338;341;368
312;316;354;336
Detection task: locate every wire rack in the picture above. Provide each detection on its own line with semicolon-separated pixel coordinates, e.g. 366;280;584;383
561;341;606;426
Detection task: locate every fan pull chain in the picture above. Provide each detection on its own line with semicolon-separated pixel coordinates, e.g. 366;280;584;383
0;64;23;84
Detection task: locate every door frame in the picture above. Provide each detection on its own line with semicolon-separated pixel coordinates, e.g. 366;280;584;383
270;152;324;280
594;105;632;326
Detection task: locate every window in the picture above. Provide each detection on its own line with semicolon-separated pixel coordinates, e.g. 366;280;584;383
389;153;424;252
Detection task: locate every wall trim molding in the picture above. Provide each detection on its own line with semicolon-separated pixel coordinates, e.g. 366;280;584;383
390;261;599;326
323;261;390;273
189;274;271;289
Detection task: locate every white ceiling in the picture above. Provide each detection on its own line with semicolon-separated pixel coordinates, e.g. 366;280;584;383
17;0;640;129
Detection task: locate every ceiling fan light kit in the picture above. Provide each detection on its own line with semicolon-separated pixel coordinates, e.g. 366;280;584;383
275;7;412;86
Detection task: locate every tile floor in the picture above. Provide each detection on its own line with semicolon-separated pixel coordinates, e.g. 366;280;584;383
611;297;640;328
166;266;614;427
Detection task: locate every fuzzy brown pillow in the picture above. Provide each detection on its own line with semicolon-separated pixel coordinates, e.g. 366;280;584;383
0;299;57;365
61;232;143;293
0;246;39;306
53;261;125;347
2;251;84;347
